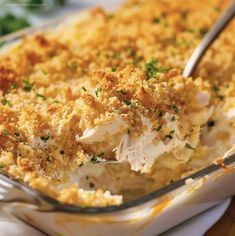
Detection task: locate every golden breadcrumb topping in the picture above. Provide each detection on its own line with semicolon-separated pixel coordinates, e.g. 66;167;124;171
0;0;235;207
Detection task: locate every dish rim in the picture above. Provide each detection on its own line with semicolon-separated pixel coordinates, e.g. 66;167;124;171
0;20;235;215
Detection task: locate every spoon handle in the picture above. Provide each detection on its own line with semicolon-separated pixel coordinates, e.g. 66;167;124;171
183;1;235;77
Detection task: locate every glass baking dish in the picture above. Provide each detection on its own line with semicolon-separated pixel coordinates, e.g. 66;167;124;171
0;14;235;236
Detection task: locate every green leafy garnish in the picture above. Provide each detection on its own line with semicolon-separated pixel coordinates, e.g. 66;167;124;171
165;130;175;139
199;28;208;37
1;98;10;106
111;67;117;72
213;86;224;100
185;143;195;150
207;120;215;128
145;59;169;80
23;80;34;92
171;116;176;121
95;88;102;98
172;105;179;113
123;99;134;107
152;17;161;24
37;93;46;100
40;136;50;142
127;129;131;135
82;86;87;92
118;90;127;95
90;157;100;164
154;125;162;132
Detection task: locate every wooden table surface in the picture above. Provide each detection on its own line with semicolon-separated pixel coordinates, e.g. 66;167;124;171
205;197;235;236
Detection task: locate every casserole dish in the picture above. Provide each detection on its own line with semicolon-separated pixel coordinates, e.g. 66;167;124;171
0;152;234;236
0;1;235;235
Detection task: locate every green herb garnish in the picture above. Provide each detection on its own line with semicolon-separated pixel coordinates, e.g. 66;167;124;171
118;90;127;95
95;88;102;98
145;59;169;80
171;116;176;121
213;86;224;100
165;130;175;139
207;120;215;128
123;99;134;107
23;80;34;92
185;143;195;150
82;86;87;92
37;93;46;100
111;67;117;72
199;28;208;37
172;105;179;113
152;17;161;24
90;157;100;164
154;125;162;132
40;136;50;142
127;129;131;135
1;98;10;106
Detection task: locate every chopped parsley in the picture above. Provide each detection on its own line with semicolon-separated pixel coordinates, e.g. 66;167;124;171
7;83;17;93
127;129;131;135
23;80;34;92
36;93;46;100
90;157;100;164
82;86;87;92
154;125;162;132
171;116;176;121
172;105;179;113
15;133;20;137
40;136;50;142
145;59;169;80
199;28;208;37
111;67;117;72
123;99;134;107
1;98;10;106
95;88;102;98
169;179;174;184
165;130;175;139
185;143;195;150
118;89;127;95
213;86;224;100
207;120;215;128
152;17;161;24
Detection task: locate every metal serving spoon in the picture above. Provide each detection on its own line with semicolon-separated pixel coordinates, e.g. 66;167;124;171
100;0;235;165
